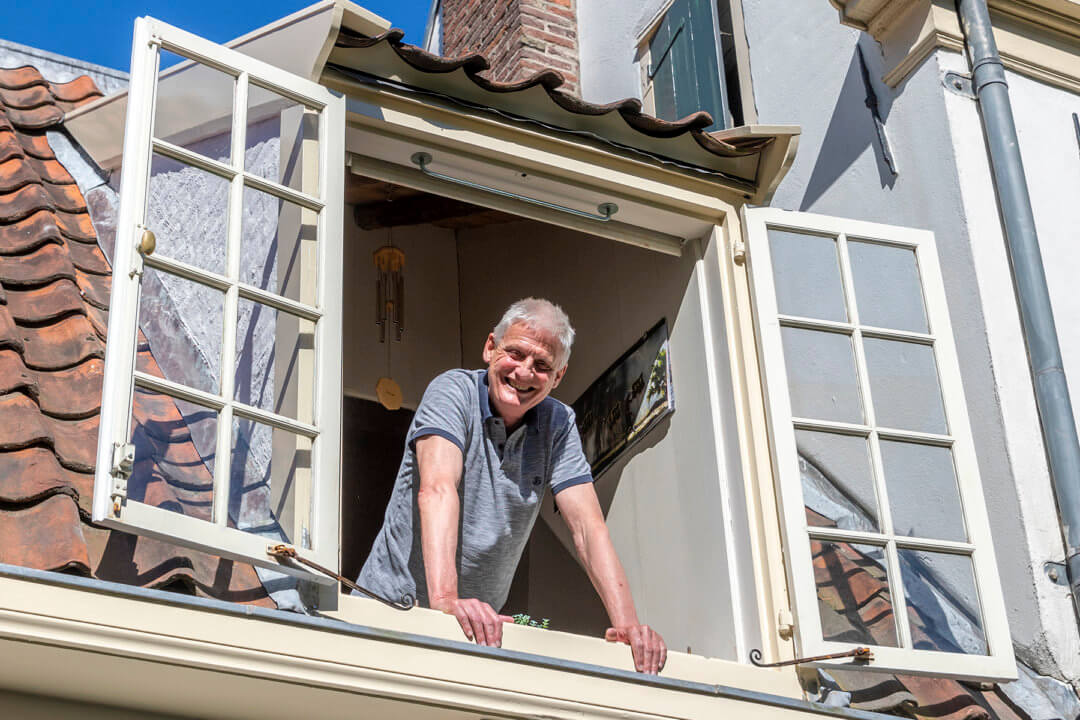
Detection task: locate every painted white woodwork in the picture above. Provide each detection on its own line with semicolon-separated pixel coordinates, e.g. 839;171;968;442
91;16;345;582
743;207;1015;681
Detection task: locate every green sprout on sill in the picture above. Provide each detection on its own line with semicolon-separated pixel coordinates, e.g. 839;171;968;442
512;613;551;630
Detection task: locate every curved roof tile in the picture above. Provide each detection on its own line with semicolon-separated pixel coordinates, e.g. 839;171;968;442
327;29;783;184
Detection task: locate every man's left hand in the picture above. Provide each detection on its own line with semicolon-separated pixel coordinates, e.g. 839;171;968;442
605;624;667;674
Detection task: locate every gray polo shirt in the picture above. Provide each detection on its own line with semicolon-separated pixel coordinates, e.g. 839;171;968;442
357;368;593;611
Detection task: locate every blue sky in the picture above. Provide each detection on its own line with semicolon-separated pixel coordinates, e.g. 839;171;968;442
3;1;433;72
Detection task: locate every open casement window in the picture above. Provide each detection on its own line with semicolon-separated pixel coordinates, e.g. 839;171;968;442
743;208;1016;680
92;17;345;581
647;0;729;130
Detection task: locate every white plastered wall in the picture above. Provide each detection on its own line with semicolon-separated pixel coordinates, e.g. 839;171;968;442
939;49;1080;686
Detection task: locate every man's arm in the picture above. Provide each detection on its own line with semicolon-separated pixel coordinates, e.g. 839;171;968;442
555;482;667;674
415;435;511;647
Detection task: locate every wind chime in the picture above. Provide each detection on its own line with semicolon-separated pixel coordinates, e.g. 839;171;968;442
374;225;405;410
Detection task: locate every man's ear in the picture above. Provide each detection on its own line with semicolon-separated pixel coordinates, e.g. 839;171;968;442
482;333;497;364
552;364;567;388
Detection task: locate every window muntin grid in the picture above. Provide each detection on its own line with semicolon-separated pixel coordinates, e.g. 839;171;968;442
130;41;327;547
746;208;1013;678
93;16;340;580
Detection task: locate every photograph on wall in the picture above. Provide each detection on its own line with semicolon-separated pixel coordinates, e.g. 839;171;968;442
572;319;674;478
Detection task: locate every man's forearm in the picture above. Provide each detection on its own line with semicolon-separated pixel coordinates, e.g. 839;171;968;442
418;483;460;605
575;523;639;628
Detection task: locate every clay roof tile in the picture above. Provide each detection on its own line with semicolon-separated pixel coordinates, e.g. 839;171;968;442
0;493;90;573
19;312;103;369
0;210;62;255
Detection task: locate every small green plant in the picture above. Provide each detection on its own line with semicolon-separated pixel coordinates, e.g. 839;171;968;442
512;613;551;630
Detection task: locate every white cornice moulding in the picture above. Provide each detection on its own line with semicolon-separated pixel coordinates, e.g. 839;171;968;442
829;0;1080;92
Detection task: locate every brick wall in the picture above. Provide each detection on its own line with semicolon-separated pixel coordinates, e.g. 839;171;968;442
440;0;580;95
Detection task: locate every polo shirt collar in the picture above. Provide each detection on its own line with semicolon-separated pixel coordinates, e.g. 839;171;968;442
478;369;540;433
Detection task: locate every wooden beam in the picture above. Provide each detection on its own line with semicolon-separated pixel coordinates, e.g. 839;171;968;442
353;194;509;230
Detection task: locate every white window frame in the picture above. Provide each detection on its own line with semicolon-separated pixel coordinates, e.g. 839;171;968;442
743;207;1015;680
92;16;345;582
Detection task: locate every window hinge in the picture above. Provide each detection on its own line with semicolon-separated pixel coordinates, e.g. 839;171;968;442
777;608;794;640
110;442;135;515
733;239;747;266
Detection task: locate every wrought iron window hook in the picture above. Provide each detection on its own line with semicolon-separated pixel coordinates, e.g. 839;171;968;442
267;544;415;611
748;647;873;668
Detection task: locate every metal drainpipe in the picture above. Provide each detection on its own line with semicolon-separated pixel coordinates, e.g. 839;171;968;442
955;0;1080;616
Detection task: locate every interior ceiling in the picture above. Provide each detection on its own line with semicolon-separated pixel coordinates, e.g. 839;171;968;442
347;173;519;230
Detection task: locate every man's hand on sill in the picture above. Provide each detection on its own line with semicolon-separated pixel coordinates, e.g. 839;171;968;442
606;624;668;675
432;596;514;648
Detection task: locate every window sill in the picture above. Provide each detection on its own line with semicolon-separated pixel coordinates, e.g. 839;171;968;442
329;591;800;694
0;564;875;719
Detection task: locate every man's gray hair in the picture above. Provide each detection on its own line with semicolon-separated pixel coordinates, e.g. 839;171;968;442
493;298;575;368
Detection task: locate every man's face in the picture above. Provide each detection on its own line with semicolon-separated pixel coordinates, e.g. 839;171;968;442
483;322;567;425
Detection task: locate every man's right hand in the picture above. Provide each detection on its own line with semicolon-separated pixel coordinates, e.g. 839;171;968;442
431;597;514;648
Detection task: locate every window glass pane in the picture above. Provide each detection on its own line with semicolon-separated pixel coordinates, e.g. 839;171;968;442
768;229;847;322
153;50;234;164
813;540;899;647
898;549;987;655
230;417;312;549
797;430;879;532
146;152;230;275
240;185;318;303
863;338;947;434
235;298;315;425
881;440;966;542
848;240;928;333
128;387;217;520
138;267;223;395
781;327;863;423
246;83;320;196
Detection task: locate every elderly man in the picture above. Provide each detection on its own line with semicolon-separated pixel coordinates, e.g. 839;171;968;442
358;298;667;674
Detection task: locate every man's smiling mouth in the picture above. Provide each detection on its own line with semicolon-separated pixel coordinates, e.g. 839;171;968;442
506;379;536;394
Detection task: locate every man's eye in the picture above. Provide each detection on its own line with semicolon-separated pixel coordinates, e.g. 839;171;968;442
507;349;524;360
536;363;552;373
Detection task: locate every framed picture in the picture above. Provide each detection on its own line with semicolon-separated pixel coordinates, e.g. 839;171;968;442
572;319;675;478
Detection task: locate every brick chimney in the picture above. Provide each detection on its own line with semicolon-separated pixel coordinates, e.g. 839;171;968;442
439;0;581;95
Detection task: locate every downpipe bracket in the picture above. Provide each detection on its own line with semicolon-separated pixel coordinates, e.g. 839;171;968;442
943;71;975;99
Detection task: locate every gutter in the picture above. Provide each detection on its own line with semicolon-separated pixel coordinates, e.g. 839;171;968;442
0;562;892;720
955;0;1080;616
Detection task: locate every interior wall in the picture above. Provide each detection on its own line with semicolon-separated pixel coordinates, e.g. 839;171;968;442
456;220;743;660
343;221;462;408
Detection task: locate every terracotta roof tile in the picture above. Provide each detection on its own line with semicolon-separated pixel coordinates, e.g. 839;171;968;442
0;83;54;110
75;268;110;309
0;66;51;90
5;279;85;323
0;182;53;223
34;359;104;418
332;28;775;170
0;446;89;504
20;313;103;369
0;63;272;607
0;210;63;255
14;129;55;160
0;493;89;573
0;156;40;192
4;104;65;131
54;209;96;240
0;240;77;285
0;304;21;352
0;130;23;163
66;239;110;274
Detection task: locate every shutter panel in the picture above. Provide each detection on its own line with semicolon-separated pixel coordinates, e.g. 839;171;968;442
648;0;729;129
